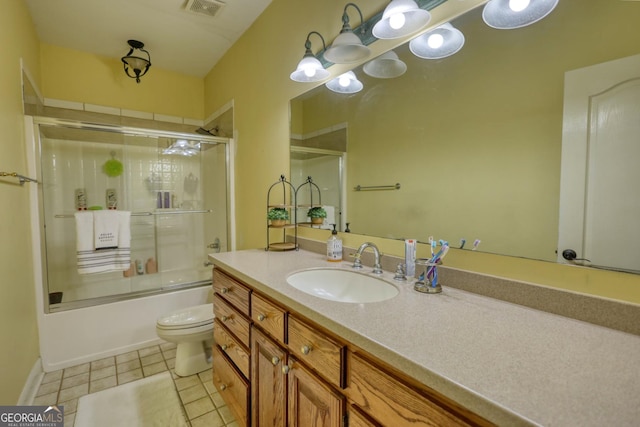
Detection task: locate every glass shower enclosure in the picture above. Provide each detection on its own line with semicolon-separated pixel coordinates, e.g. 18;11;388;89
33;118;230;312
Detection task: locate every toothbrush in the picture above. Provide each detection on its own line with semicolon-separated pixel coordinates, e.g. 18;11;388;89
472;239;481;251
459;238;466;249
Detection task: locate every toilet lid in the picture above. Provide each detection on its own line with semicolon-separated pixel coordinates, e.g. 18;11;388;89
157;303;214;329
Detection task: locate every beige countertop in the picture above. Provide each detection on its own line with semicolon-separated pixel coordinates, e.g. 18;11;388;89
209;249;640;426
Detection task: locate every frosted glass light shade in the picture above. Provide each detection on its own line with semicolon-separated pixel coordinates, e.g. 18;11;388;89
290;55;330;82
326;71;363;94
409;23;465;59
324;31;371;64
363;51;407;79
482;0;559;29
372;0;431;39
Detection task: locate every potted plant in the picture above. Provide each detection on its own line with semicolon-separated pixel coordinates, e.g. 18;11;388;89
307;206;327;225
267;207;289;226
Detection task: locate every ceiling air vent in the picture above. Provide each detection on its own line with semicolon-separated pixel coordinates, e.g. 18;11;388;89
185;0;226;17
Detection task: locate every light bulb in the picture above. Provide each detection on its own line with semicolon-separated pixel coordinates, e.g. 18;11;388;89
389;12;406;30
304;67;316;78
339;75;351;87
427;33;444;49
509;0;530;12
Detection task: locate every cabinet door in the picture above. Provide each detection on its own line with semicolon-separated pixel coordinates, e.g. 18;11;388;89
288;357;344;427
251;326;287;427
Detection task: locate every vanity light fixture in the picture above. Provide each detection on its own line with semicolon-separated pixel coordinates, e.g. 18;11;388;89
121;40;151;83
323;3;371;64
482;0;559;29
363;50;407;78
326;71;363;94
409;22;465;59
372;0;431;39
290;31;331;82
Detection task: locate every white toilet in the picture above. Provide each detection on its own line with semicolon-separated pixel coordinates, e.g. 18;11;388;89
156;303;214;377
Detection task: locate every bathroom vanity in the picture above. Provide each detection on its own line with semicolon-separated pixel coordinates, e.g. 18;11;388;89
209;248;640;426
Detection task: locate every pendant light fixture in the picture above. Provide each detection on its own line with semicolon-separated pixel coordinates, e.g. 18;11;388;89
323;3;371;64
363;50;407;78
290;31;330;82
121;40;151;83
326;71;363;94
372;0;431;39
482;0;559;29
409;23;465;59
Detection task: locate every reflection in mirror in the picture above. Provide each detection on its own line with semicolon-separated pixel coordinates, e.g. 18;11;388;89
290;0;640;270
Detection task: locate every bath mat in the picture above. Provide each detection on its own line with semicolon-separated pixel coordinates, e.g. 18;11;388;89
75;372;187;427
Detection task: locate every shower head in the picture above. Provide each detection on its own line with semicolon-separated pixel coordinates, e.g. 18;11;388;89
196;126;219;136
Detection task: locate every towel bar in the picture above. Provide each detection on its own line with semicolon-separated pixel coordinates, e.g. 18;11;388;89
0;172;38;186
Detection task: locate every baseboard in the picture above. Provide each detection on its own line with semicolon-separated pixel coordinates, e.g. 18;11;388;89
18;358;44;405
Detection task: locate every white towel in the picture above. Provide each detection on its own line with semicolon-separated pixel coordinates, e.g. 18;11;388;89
75;211;131;274
94;210;120;249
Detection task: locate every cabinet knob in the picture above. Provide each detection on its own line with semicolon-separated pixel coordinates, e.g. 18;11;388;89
221;287;229;294
221;315;230;322
221;344;228;351
271;356;280;366
258;314;266;321
282;365;290;374
219;383;227;391
301;345;312;355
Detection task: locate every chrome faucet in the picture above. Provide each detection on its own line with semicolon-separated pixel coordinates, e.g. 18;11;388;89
352;242;383;275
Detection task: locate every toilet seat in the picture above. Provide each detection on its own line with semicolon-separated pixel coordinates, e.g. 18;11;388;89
156;303;214;330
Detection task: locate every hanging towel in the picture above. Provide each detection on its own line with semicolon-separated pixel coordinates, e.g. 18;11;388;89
94;210;120;249
75;211;131;274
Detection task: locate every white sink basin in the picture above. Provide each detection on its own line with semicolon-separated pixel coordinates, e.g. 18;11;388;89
286;268;398;303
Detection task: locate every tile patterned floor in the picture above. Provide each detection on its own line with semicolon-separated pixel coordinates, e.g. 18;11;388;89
32;342;238;427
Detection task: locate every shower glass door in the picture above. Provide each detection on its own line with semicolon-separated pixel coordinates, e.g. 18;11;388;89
37;120;229;311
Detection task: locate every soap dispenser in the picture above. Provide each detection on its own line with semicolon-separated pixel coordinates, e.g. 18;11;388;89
327;224;343;262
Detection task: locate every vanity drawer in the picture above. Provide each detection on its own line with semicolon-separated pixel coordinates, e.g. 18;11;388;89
214;319;250;379
213;269;251;316
214;294;250;347
212;346;249;426
346;352;473;427
288;315;345;389
251;293;286;344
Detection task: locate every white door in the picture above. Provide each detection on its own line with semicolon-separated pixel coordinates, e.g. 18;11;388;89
558;53;640;272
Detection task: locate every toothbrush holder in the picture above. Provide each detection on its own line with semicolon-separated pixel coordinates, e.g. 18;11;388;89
414;258;442;294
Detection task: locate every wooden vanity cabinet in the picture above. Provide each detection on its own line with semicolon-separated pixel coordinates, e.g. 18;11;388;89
251;326;287;427
212;269;252;425
212;266;492;427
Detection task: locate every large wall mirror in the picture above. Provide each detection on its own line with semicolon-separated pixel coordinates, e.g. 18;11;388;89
290;0;640;271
